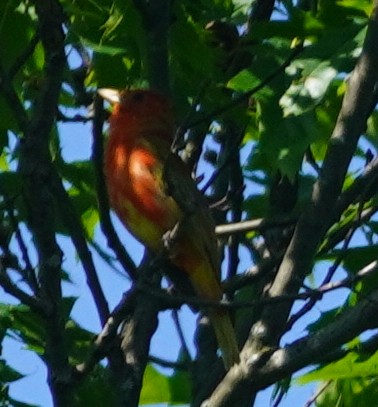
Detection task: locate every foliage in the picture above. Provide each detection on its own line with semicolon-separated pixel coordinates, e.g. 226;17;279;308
0;0;378;406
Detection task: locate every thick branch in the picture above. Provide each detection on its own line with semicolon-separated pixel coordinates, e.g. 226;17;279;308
202;287;378;406
75;289;138;378
18;1;73;406
133;0;171;95
118;262;161;407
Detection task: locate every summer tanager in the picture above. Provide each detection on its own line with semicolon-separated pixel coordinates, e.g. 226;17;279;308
99;88;239;369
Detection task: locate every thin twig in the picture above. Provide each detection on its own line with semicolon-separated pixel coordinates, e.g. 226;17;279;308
0;264;46;314
185;45;303;130
149;354;189;370
56;110;93;123
215;215;296;236
172;309;192;361
173;79;211;151
137;259;378;311
4;203;39;294
334;157;378;217
319;206;378;255
9;33;40;79
0;60;28;131
223;257;277;293
201;133;244;193
288;196;371;329
304;381;332;407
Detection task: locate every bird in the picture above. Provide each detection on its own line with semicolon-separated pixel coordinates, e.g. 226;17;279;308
99;88;239;370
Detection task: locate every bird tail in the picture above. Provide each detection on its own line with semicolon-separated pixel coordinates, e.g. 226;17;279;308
209;309;240;370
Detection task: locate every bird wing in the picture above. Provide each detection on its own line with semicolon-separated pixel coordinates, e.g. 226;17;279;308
162;152;220;278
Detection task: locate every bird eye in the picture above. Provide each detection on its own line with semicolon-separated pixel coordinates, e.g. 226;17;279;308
132;92;145;102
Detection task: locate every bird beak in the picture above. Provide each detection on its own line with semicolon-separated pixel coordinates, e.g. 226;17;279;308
98;88;121;105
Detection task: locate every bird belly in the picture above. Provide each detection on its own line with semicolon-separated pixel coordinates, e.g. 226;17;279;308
108;166;181;252
106;141;182;250
112;190;176;251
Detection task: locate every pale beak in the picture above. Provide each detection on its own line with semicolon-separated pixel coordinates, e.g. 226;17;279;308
98;88;121;105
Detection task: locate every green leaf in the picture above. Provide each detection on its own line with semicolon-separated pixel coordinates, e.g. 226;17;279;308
59;160;95;189
298;350;378;384
81;207;99;239
0;97;19;135
139;363;191;405
315;378;378;407
243;193;270;220
0;304;45;355
251;102;320;178
64;318;95;364
0;359;24;383
0;4;35;69
0;171;23;198
321;246;378;275
171;14;217;79
169;368;191;405
91;52;140;88
280;63;337;116
247;11;324;41
367;220;378;235
306;308;341;334
365;111;378;149
227;69;260;92
280;22;366;117
80;40;127;56
74;364;116;407
139;364;171;405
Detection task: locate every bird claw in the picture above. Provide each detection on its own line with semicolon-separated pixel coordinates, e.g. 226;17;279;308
162;222;181;251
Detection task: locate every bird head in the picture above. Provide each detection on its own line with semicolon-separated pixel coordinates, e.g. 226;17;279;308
98;88;174;141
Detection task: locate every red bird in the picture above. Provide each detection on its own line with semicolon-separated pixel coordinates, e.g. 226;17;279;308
100;88;239;369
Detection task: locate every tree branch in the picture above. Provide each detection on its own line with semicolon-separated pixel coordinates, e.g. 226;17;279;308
17;1;73;405
201;2;378;404
133;0;171;95
200;286;378;406
75;288;138;378
250;0;378;349
215;216;296;237
0;264;46;314
5;203;39;294
138;257;378;312
49;170;110;323
118;261;161;407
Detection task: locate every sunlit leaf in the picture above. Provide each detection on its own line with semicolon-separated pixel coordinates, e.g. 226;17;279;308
298;350;378;384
